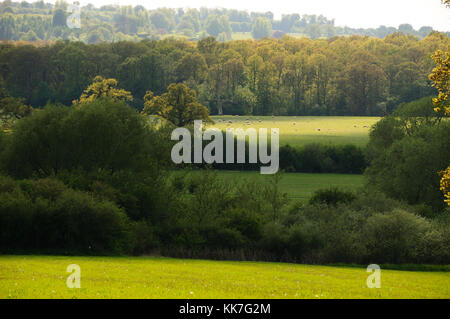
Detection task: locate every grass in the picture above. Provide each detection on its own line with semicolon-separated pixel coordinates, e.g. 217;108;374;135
209;116;380;147
184;170;365;201
231;32;253;40
0;255;448;299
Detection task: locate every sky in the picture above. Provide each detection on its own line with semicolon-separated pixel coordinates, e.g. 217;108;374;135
31;0;450;31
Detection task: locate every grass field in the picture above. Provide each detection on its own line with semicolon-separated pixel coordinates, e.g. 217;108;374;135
183;170;364;201
209;116;380;147
231;32;253;40
0;256;448;299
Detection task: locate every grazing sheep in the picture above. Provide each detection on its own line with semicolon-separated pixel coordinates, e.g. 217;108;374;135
317;128;321;131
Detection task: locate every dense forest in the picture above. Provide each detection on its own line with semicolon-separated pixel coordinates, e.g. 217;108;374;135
1;0;449;43
1;31;449;116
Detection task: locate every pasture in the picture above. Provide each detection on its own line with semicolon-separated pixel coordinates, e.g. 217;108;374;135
0;256;448;299
183;170;365;201
209;116;380;147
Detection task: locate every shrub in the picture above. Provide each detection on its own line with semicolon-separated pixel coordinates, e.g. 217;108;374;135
309;187;356;206
0;176;131;254
3;100;155;178
362;209;430;264
279;143;366;174
366;113;450;211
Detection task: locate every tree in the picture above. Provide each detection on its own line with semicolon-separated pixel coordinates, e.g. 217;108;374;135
205;14;222;37
252;17;272;39
4;100;152;177
74;76;133;105
429;32;450;206
142;83;212;126
429;45;449;117
0;89;33;129
339;57;387;115
52;8;66;27
174;53;207;82
283;53;308;114
150;11;171;31
440;166;450;206
205;14;231;39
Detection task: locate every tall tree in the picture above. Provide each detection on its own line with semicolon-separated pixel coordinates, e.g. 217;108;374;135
142;83;211;126
74;76;133;105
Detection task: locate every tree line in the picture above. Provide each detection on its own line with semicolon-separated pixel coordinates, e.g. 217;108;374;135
1;0;448;43
0;32;448;116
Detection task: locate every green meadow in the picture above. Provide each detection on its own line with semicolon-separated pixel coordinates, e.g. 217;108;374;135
209;116;380;147
184;170;365;201
0;256;448;299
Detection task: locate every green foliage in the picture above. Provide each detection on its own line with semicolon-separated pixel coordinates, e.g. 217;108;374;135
0;176;131;254
74;76;133;104
142;83;212;126
252;17;272;39
0;2;446;44
0;31;447;116
0;94;33;129
366;119;450;211
279;144;366;174
51;8;65;27
362;210;436;263
309;187;356;206
3;99;153;178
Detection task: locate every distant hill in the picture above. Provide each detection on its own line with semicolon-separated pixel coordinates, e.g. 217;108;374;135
0;0;448;43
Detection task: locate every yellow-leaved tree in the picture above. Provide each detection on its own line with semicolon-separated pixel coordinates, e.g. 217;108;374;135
440;167;450;206
73;76;133;105
430;4;450;205
429;45;450;117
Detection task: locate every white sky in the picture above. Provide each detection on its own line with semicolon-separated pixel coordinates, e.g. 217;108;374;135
31;0;450;31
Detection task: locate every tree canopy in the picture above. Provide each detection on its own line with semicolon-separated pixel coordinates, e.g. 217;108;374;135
142;83;212;127
73;76;133;105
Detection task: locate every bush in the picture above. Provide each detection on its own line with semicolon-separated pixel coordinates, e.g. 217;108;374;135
309;187;356;206
366;121;450;210
362;209;430;264
0;176;131;254
279;143;366;174
3;99;155;178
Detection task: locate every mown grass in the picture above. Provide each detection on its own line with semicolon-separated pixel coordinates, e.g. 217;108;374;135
0;256;448;299
209;116;380;147
183;170;364;201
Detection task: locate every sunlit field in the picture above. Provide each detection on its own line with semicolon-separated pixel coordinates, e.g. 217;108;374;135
209;116;380;147
0;256;448;299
